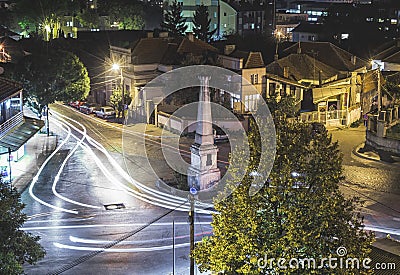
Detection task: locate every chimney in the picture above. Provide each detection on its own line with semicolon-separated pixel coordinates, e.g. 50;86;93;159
351;55;356;65
187;32;194;42
318;70;322;87
147;32;154;38
224;44;236;55
283;66;289;78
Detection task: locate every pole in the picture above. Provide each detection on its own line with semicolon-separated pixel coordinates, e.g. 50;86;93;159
189;195;195;275
377;67;381;113
8;147;11;186
121;69;125;123
46;105;50;136
172;220;175;275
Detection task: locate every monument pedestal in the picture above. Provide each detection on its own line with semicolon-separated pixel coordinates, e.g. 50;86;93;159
187;143;220;190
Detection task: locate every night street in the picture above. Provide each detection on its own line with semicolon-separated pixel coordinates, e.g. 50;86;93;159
20;104;213;274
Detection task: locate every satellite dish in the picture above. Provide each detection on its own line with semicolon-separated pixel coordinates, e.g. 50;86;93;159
0;67;4;75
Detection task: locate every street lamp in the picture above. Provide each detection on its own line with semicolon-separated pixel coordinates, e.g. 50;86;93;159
112;63;125;122
370;60;382;113
274;30;282;61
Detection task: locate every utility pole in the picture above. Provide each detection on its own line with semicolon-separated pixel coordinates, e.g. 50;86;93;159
8;147;12;186
172;220;175;275
189;193;195;275
377;67;381;113
121;69;125;123
46;105;50;136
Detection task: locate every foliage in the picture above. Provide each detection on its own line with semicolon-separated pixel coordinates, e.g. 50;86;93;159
193;99;374;274
160;0;187;37
382;80;400;104
109;87;132;117
192;4;216;42
97;0;145;30
0;184;45;274
13;0;78;40
76;9;100;29
11;50;90;116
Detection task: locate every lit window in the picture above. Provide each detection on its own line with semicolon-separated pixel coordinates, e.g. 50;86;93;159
391;19;397;24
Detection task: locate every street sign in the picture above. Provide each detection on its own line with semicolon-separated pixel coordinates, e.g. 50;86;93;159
189;187;198;195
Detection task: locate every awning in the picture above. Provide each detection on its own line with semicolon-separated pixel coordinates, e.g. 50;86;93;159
0;116;44;155
313;87;347;103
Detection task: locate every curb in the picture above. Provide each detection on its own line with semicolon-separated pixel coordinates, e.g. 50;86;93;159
352;142;400;166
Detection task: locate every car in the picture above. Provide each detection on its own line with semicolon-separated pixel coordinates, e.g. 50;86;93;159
95;107;116;119
79;103;99;114
70;101;86;109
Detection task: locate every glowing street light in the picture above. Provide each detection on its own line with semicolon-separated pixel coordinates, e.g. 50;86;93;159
112;63;125;122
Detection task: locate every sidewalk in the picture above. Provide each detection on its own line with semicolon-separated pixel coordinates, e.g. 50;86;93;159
11;132;57;193
328;124;400;166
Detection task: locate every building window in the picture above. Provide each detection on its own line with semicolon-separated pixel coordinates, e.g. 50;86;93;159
224;12;227;16
206;154;212;166
251;74;258;85
214;12;217;18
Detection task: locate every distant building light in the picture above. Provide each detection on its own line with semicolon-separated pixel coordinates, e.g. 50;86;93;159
378;18;384;23
341;33;349;39
391;19;397;24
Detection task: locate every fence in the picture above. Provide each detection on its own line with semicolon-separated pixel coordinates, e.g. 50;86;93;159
0;112;23;139
299;106;361;127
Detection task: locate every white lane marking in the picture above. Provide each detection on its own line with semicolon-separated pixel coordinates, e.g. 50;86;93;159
21;221;211;231
28;121;78;215
25;217;95;224
53;241;198;252
364;225;400;236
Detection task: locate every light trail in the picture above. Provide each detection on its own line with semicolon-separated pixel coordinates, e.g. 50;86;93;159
21;221;211;231
51;110;215;214
28;121;79;214
53;241;197;252
69;230;213;245
50;118;101;209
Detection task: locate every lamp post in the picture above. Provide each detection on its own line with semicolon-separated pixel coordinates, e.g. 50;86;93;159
112;63;125;122
274;30;282;61
370;60;382;113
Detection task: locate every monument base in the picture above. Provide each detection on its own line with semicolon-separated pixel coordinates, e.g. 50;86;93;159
187;166;220;191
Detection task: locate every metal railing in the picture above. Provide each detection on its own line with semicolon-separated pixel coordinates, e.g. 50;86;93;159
0;112;23;139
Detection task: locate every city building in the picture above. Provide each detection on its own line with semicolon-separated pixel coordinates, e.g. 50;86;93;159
217;44;266;113
0;77;44;182
106;32;218;117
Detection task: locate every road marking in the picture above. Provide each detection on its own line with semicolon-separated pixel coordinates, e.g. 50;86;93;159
21;221;211;231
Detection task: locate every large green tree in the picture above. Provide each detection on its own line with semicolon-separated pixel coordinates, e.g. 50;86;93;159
160;0;187;37
13;0;81;40
109;87;132;118
193;97;374;274
0;184;45;274
192;4;216;42
12;50;90;117
97;0;145;30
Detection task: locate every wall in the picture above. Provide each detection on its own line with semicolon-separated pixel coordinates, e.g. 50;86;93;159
366;130;400;155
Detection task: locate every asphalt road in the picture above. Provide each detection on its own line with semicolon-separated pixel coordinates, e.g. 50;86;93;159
21;104;213;275
20;104;400;274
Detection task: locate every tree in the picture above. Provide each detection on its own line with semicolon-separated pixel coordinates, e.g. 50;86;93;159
192;4;216;42
193;98;374;274
11;50;90;117
13;0;75;40
97;0;145;30
109;87;132;118
0;184;46;274
160;0;187;37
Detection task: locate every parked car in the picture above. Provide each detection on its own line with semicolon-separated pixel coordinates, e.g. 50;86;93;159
69;101;86;109
95;107;116;119
79;103;99;114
